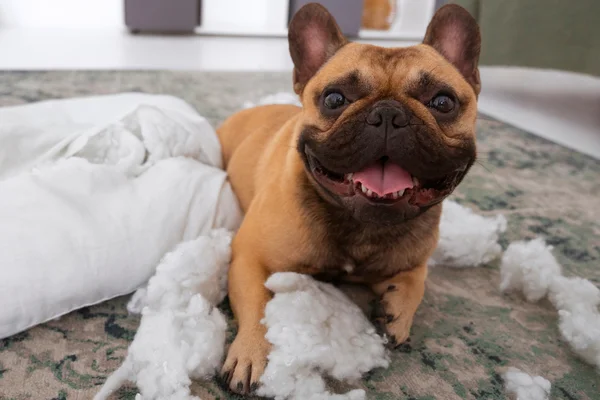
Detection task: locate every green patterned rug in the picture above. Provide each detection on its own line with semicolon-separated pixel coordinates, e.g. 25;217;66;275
0;72;598;400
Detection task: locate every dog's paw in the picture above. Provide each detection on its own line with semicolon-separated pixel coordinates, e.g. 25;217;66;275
372;300;412;349
220;332;270;395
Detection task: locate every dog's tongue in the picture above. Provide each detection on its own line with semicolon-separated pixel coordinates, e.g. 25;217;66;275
353;161;413;196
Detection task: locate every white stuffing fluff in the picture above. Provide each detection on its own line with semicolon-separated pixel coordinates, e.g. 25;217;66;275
548;275;600;313
96;232;388;400
499;238;600;371
550;276;600;367
429;200;507;268
257;273;389;400
499;238;562;302
557;309;600;367
502;367;551;400
94;229;233;400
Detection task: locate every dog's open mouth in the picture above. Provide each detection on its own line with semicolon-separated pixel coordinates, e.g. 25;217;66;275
306;151;463;208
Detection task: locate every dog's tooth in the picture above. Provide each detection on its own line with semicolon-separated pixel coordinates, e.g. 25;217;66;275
412;176;419;187
366;188;373;197
347;173;353;180
361;185;368;194
397;189;405;197
392;192;399;199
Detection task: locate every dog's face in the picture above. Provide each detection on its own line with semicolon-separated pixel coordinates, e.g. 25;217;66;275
289;3;481;224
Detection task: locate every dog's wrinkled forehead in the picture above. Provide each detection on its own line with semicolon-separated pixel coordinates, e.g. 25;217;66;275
305;43;475;105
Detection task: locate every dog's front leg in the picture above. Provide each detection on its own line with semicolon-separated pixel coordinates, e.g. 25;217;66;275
371;264;427;347
221;253;271;394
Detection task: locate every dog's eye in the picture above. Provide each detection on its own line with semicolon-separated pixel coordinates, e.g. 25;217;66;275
323;92;347;110
428;95;455;113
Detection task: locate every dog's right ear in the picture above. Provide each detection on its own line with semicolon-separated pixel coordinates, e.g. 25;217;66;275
288;3;348;95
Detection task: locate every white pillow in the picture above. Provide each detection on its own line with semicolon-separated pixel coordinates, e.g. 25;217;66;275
0;94;242;339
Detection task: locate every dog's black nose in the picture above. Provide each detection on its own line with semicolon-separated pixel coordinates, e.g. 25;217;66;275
366;101;409;129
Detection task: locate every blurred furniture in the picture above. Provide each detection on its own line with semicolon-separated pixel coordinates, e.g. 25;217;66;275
451;0;600;77
125;0;201;33
289;0;364;37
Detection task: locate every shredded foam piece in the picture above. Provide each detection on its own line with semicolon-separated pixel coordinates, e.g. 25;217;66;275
96;232;388;400
557;308;600;367
94;229;232;400
550;276;600;367
500;238;600;371
258;272;389;400
548;275;600;313
503;367;551;400
242;92;301;109
499;238;562;302
429;200;507;268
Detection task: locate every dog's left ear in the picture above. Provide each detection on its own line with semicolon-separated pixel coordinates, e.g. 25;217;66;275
423;4;481;95
288;3;348;95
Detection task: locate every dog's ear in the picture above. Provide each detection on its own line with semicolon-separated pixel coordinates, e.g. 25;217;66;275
288;3;348;95
423;4;481;95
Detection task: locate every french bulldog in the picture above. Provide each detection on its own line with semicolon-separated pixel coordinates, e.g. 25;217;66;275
217;2;481;394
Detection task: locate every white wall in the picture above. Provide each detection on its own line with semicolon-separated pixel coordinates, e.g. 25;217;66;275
0;0;123;28
198;0;288;35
